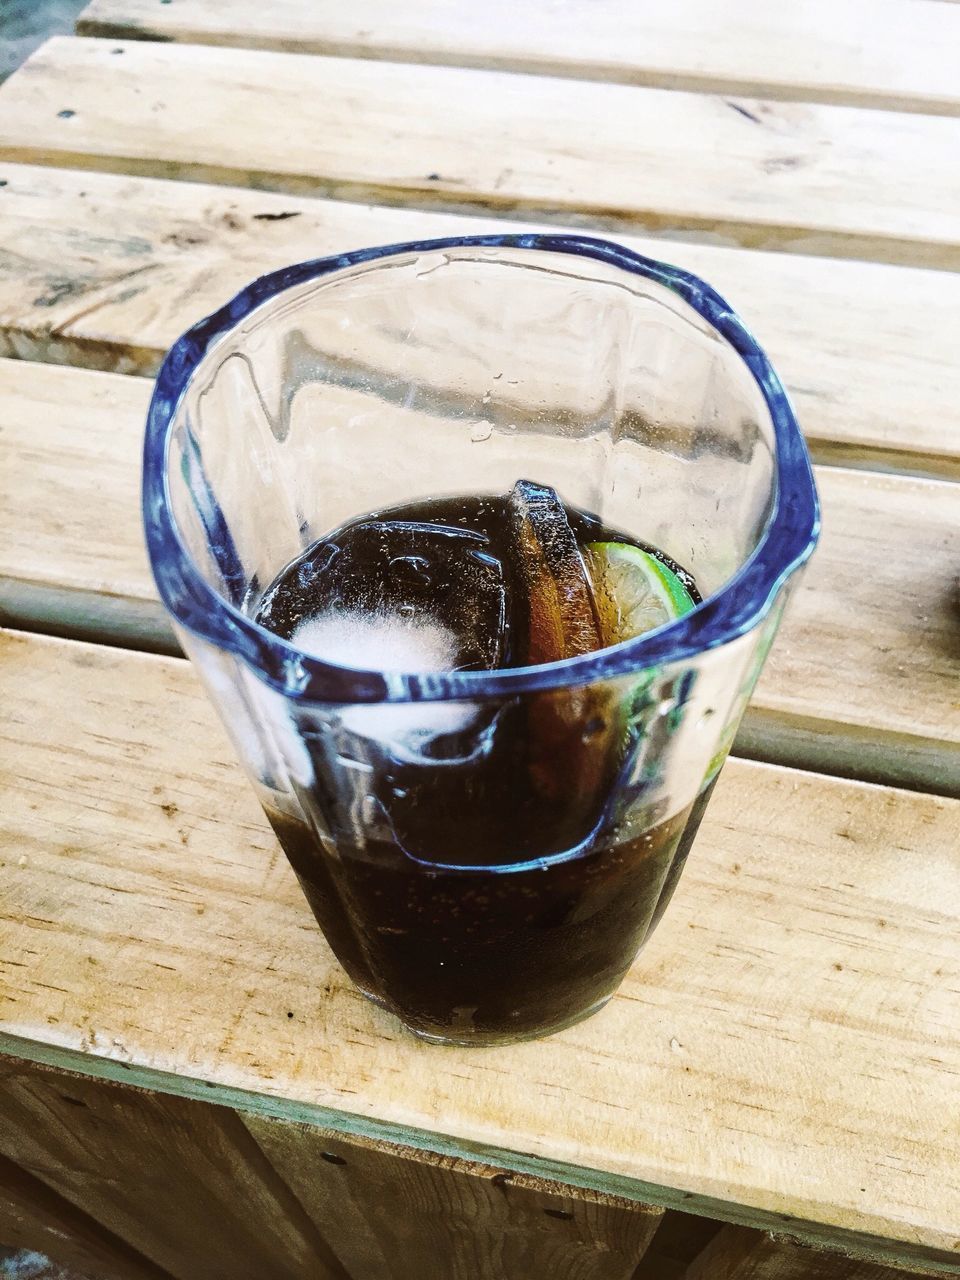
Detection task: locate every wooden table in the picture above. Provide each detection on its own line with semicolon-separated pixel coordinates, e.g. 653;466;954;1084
1;4;959;1278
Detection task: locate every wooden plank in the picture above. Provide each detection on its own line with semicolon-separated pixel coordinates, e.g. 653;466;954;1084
3;357;958;794
0;1055;658;1280
244;1112;662;1280
0;360;170;652
75;0;960;119
746;467;960;795
1;39;960;271
1;630;959;1267
0;1149;170;1280
0;1057;348;1280
683;1225;949;1278
0;164;958;484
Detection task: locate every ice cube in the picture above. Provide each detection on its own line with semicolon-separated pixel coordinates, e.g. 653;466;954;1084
292;608;479;744
293;608;459;674
258;519;507;673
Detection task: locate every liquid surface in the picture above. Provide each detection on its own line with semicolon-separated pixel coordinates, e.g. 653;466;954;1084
254;490;698;673
252;485;708;1043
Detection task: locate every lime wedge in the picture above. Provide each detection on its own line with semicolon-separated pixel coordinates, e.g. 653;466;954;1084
585;542;696;645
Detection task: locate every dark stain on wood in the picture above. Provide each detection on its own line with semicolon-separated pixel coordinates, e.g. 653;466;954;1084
76;17;175;44
32;277;88;307
726;99;763;125
163;228;209;248
763;155;805;173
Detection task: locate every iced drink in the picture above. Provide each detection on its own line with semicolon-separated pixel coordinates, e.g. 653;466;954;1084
251;481;707;1043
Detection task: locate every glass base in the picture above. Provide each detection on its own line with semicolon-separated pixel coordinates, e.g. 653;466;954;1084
360;990;615;1047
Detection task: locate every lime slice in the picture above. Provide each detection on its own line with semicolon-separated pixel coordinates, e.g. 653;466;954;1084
585;542;696;645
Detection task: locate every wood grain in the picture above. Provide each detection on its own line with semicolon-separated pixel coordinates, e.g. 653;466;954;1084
683;1225;950;1279
0;359;168;651
0;163;957;482
747;467;960;795
0;1056;348;1280
1;629;959;1266
0;1055;659;1280
74;0;960;118
1;38;960;270
0;1149;170;1280
3;357;958;794
244;1113;661;1280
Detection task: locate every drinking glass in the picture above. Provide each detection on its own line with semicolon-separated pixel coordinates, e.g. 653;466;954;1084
143;234;819;1045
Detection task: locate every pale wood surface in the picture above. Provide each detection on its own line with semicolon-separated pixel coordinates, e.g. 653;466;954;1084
0;359;166;649
4;356;958;793
2;39;960;271
0;1056;348;1280
748;466;960;795
2;629;959;1265
75;0;960;119
683;1225;949;1279
0;163;958;481
1;11;959;1273
244;1112;662;1280
0;1149;169;1280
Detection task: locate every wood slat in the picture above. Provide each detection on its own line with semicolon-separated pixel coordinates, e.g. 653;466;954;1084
745;465;960;795
2;357;958;795
0;1149;170;1280
1;629;959;1267
0;163;957;482
1;38;960;271
0;1056;659;1280
0;360;169;652
75;0;960;119
0;1056;348;1280
243;1112;662;1280
683;1225;949;1279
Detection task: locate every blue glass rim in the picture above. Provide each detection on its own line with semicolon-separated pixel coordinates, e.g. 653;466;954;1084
143;232;820;704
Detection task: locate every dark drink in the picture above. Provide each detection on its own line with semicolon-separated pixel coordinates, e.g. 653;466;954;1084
252;482;709;1043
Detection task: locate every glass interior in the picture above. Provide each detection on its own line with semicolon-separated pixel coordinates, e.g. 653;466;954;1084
168;245;777;631
145;236;818;1044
